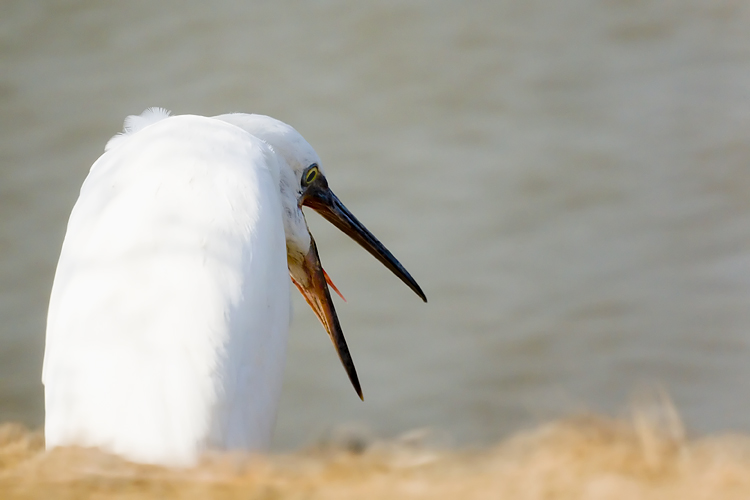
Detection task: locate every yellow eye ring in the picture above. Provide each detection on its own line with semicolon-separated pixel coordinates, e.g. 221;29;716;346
302;165;319;186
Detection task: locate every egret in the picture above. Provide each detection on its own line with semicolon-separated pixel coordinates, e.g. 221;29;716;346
42;108;426;466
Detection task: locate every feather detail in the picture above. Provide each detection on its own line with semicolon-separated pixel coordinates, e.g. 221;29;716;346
105;107;172;151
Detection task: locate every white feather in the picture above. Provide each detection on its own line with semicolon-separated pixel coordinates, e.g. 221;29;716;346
105;107;172;151
44;112;301;466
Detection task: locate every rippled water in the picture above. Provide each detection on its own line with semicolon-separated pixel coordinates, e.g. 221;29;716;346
2;1;750;449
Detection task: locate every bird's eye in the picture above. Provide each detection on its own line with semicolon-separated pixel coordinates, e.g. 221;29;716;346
302;165;319;187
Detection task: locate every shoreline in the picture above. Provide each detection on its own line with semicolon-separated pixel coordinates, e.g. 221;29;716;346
2;410;750;499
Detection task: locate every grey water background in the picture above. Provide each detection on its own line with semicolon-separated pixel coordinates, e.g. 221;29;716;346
2;1;750;449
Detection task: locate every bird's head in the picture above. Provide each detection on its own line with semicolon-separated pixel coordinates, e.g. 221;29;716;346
215;113;426;399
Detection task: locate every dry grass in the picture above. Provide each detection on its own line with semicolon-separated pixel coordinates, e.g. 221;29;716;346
2;402;750;499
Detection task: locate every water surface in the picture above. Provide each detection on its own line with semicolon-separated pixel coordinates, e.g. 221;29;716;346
1;1;750;449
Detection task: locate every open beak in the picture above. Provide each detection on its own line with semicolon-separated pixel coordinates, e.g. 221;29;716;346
301;180;427;302
290;177;426;400
290;237;362;399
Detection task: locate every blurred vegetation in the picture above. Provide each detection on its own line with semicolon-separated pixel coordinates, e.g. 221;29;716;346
2;402;750;500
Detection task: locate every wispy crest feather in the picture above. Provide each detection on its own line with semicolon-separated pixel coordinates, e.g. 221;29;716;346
105;107;172;151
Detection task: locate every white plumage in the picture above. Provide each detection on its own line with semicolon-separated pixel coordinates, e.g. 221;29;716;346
43;108;425;466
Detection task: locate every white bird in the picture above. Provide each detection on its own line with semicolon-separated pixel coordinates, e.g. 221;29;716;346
42;108;425;466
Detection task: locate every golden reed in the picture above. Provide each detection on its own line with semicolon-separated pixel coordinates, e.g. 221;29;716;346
2;400;750;499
